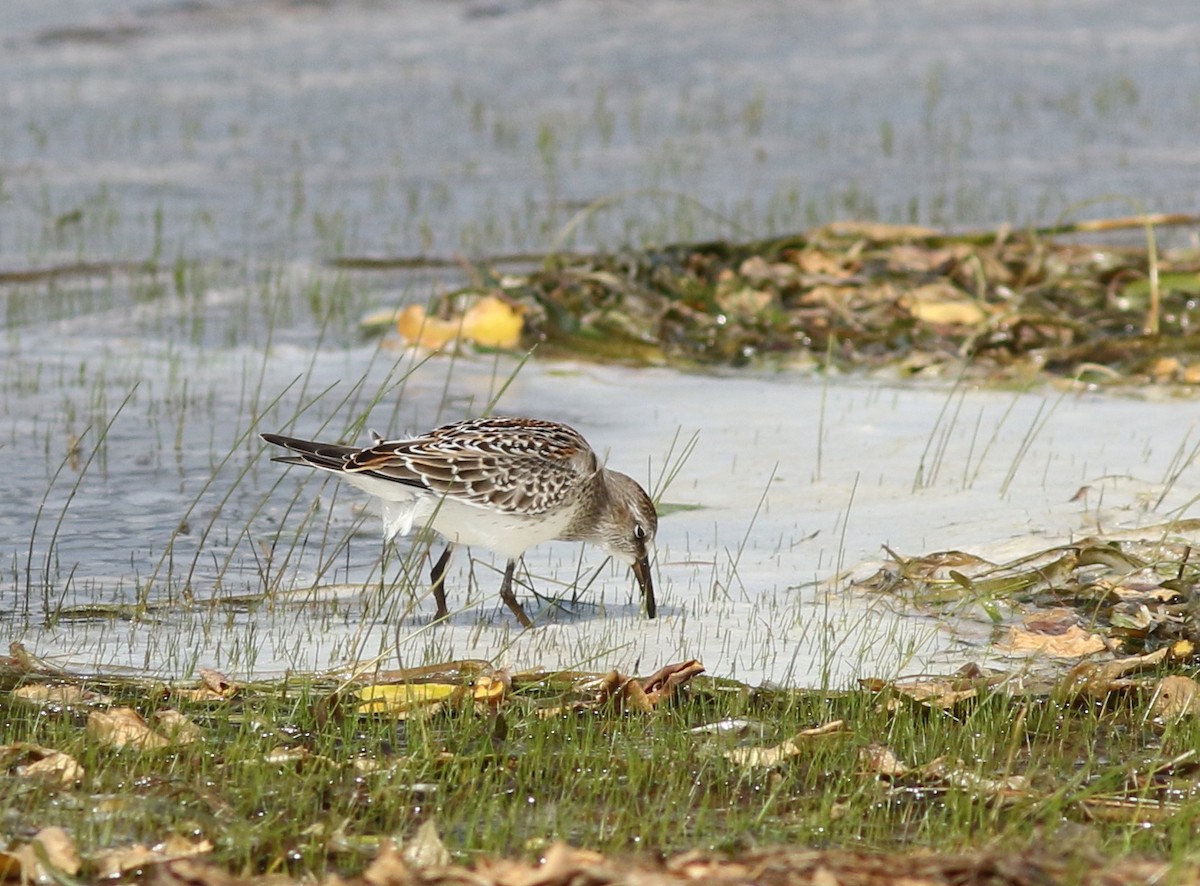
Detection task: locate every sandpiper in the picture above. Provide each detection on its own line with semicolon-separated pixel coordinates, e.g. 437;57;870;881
261;417;657;626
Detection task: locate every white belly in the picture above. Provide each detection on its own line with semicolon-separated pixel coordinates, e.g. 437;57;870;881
343;472;573;560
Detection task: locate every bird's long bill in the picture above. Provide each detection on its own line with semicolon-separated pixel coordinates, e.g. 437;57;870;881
632;555;656;619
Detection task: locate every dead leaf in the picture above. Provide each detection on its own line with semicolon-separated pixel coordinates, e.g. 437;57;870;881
641;659;705;705
261;746;338;769
537;660;704;717
397;295;524;350
1151;675;1200;720
999;624;1110;658
1148;356;1182;381
397;303;459;348
5;643;69;675
883;677;979;709
921;758;1030;797
0;827;82;882
92;835;214;879
0;743;84;787
739;255;799;287
363;840;411;886
87;708;172;750
1021;608;1080;635
724;720;847;767
793;248;854;278
13;682;111;707
1064;646;1170;697
173;668;238;703
152;709;202;744
715;285;774;319
460;294;525;347
860;743;908;777
472;671;511;710
357;682;462;717
903;283;987;326
400;820;451;869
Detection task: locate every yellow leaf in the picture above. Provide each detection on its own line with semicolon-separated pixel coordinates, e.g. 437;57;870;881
396;304;460;349
472;672;511;707
460;295;524;348
904;283;987;326
397;295;524;350
357;683;460;715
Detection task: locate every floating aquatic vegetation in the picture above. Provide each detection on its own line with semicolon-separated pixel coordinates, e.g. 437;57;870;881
359;214;1200;383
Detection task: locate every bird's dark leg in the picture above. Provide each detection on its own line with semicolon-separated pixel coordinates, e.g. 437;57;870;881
499;559;533;628
429;545;453;622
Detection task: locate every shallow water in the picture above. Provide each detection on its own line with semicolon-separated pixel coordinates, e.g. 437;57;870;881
8;299;1199;686
4;0;1200;686
4;0;1198;263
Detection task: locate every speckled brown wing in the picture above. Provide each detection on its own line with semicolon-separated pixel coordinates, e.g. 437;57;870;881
344;417;600;515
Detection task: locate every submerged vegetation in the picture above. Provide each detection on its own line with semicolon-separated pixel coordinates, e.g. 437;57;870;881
369;214;1200;383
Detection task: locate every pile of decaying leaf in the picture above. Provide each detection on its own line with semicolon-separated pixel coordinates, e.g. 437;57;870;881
377;214;1200;382
856;520;1200;661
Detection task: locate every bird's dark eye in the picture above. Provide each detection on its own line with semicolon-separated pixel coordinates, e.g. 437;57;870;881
634;524;646;540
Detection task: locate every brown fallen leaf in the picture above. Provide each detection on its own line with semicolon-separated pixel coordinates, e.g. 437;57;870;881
1062;646;1170;698
724;720;848;767
920;757;1029;797
1021;607;1081;635
92;835;214;879
13;682;112;707
87;708;172;750
474;841;606;886
739;255;799;288
999;624;1110;658
172;668;239;703
400;820;451;870
362;840;411;886
0;743;84;788
0;826;81;882
1151;675;1200;720
538;660;704;717
5;643;70;675
860;743;908;777
152;709;202;744
882;677;979;709
640;659;705;705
